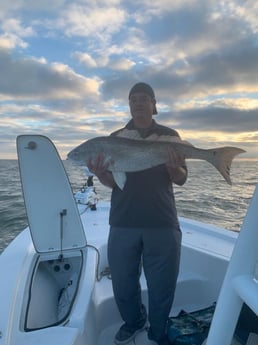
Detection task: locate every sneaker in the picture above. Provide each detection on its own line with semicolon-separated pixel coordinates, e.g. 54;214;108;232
114;321;148;344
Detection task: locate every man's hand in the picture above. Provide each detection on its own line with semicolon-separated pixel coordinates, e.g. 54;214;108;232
87;154;115;188
87;154;110;177
166;149;187;185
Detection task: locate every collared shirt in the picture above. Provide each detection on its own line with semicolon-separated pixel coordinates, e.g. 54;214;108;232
109;120;185;228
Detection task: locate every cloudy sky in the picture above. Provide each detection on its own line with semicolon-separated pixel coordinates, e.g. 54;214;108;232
0;0;257;159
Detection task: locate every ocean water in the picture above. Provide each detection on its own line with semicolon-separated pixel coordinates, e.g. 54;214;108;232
0;159;257;254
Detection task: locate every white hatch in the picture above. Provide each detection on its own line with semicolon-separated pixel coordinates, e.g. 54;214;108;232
17;135;87;253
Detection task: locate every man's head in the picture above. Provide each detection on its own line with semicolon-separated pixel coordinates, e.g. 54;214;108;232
128;82;157;115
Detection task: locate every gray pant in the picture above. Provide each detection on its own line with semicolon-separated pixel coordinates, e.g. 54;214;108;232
108;226;182;342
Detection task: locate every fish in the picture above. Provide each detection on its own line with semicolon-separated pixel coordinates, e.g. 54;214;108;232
67;135;246;190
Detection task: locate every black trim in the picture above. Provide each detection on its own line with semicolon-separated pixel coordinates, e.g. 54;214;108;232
24;250;84;332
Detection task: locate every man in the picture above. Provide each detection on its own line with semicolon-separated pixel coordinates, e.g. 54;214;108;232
87;82;187;345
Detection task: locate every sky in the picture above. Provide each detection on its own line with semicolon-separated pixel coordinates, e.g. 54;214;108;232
0;0;258;160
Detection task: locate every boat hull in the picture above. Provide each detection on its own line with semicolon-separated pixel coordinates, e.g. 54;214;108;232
0;202;237;345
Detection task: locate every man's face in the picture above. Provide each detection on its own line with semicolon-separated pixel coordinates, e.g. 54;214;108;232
129;92;155;120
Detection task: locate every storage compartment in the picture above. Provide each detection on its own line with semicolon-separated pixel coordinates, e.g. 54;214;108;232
24;251;83;331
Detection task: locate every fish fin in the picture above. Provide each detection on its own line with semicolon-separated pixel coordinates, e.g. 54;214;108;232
112;172;127;190
206;147;246;185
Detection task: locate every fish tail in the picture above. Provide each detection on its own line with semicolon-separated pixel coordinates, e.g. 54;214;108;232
206;147;246;185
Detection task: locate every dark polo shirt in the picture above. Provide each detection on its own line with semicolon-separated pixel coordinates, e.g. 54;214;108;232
109;120;185;228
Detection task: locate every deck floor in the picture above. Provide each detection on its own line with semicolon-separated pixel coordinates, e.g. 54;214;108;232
98;323;156;345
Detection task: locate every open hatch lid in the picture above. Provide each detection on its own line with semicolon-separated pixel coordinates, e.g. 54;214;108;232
17;135;87;254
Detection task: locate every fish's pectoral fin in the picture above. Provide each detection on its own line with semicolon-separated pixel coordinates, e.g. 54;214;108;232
112;172;127;190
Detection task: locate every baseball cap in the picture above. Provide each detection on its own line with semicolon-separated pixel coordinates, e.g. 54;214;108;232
129;82;158;114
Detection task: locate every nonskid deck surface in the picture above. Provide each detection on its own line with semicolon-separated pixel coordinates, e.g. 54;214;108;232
98;323;155;345
97;317;258;345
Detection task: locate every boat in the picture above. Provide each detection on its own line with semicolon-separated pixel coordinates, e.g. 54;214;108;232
0;134;257;345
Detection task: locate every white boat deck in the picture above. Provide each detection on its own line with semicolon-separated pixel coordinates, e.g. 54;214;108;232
97;323;155;345
78;201;238;345
0;200;238;345
180;217;237;258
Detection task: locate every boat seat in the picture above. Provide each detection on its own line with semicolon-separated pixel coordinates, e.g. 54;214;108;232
205;184;258;345
18;326;80;345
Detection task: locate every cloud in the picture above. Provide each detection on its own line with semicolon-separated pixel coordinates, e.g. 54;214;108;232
0;49;101;101
109;58;136;71
2;18;34;37
0;33;27;49
0;0;257;159
165;107;258;133
73;52;98;68
58;3;126;41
